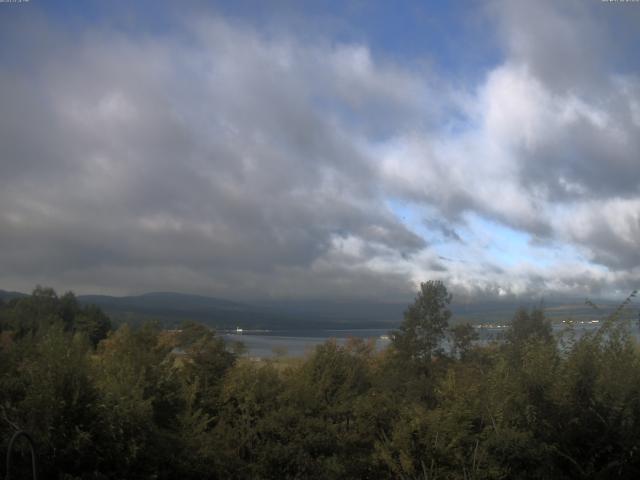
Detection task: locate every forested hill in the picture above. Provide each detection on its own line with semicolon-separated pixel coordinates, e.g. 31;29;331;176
76;292;274;328
0;289;625;330
0;289;27;301
4;289;405;329
77;292;407;329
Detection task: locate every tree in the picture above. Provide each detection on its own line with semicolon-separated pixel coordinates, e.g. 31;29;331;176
175;321;236;416
450;322;479;360
0;324;100;478
75;304;112;346
0;287;111;345
92;323;179;478
506;307;553;346
392;281;452;364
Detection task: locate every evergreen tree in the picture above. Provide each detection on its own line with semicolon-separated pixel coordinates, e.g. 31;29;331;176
392;280;452;364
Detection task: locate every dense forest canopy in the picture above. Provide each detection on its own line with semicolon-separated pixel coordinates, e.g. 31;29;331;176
1;284;639;479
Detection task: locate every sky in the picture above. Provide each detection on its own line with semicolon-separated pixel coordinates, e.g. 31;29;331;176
0;0;639;302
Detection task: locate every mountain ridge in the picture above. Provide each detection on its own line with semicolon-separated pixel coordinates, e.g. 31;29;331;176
2;289;634;330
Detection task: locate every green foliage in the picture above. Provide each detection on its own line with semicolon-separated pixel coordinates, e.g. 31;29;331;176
386;281;453;405
506;307;553;346
1;325;99;478
0;286;112;345
92;324;169;476
2;284;640;479
450;322;479;360
391;280;452;365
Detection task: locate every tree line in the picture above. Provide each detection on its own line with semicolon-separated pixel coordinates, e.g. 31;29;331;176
1;283;639;479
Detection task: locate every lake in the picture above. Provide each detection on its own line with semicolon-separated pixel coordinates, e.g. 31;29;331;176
222;328;393;358
222;320;639;358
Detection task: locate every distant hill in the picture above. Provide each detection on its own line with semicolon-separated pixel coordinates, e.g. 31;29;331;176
76;292;406;330
2;288;636;330
0;289;28;301
77;292;282;329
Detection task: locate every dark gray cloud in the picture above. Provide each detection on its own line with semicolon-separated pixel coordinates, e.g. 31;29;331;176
0;2;639;301
0;15;430;299
492;0;610;94
490;0;640;203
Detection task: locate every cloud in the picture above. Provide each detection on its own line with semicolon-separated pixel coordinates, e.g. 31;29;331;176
376;1;640;281
0;2;638;302
0;14;432;299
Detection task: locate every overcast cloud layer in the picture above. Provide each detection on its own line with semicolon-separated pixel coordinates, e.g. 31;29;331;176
0;0;639;301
